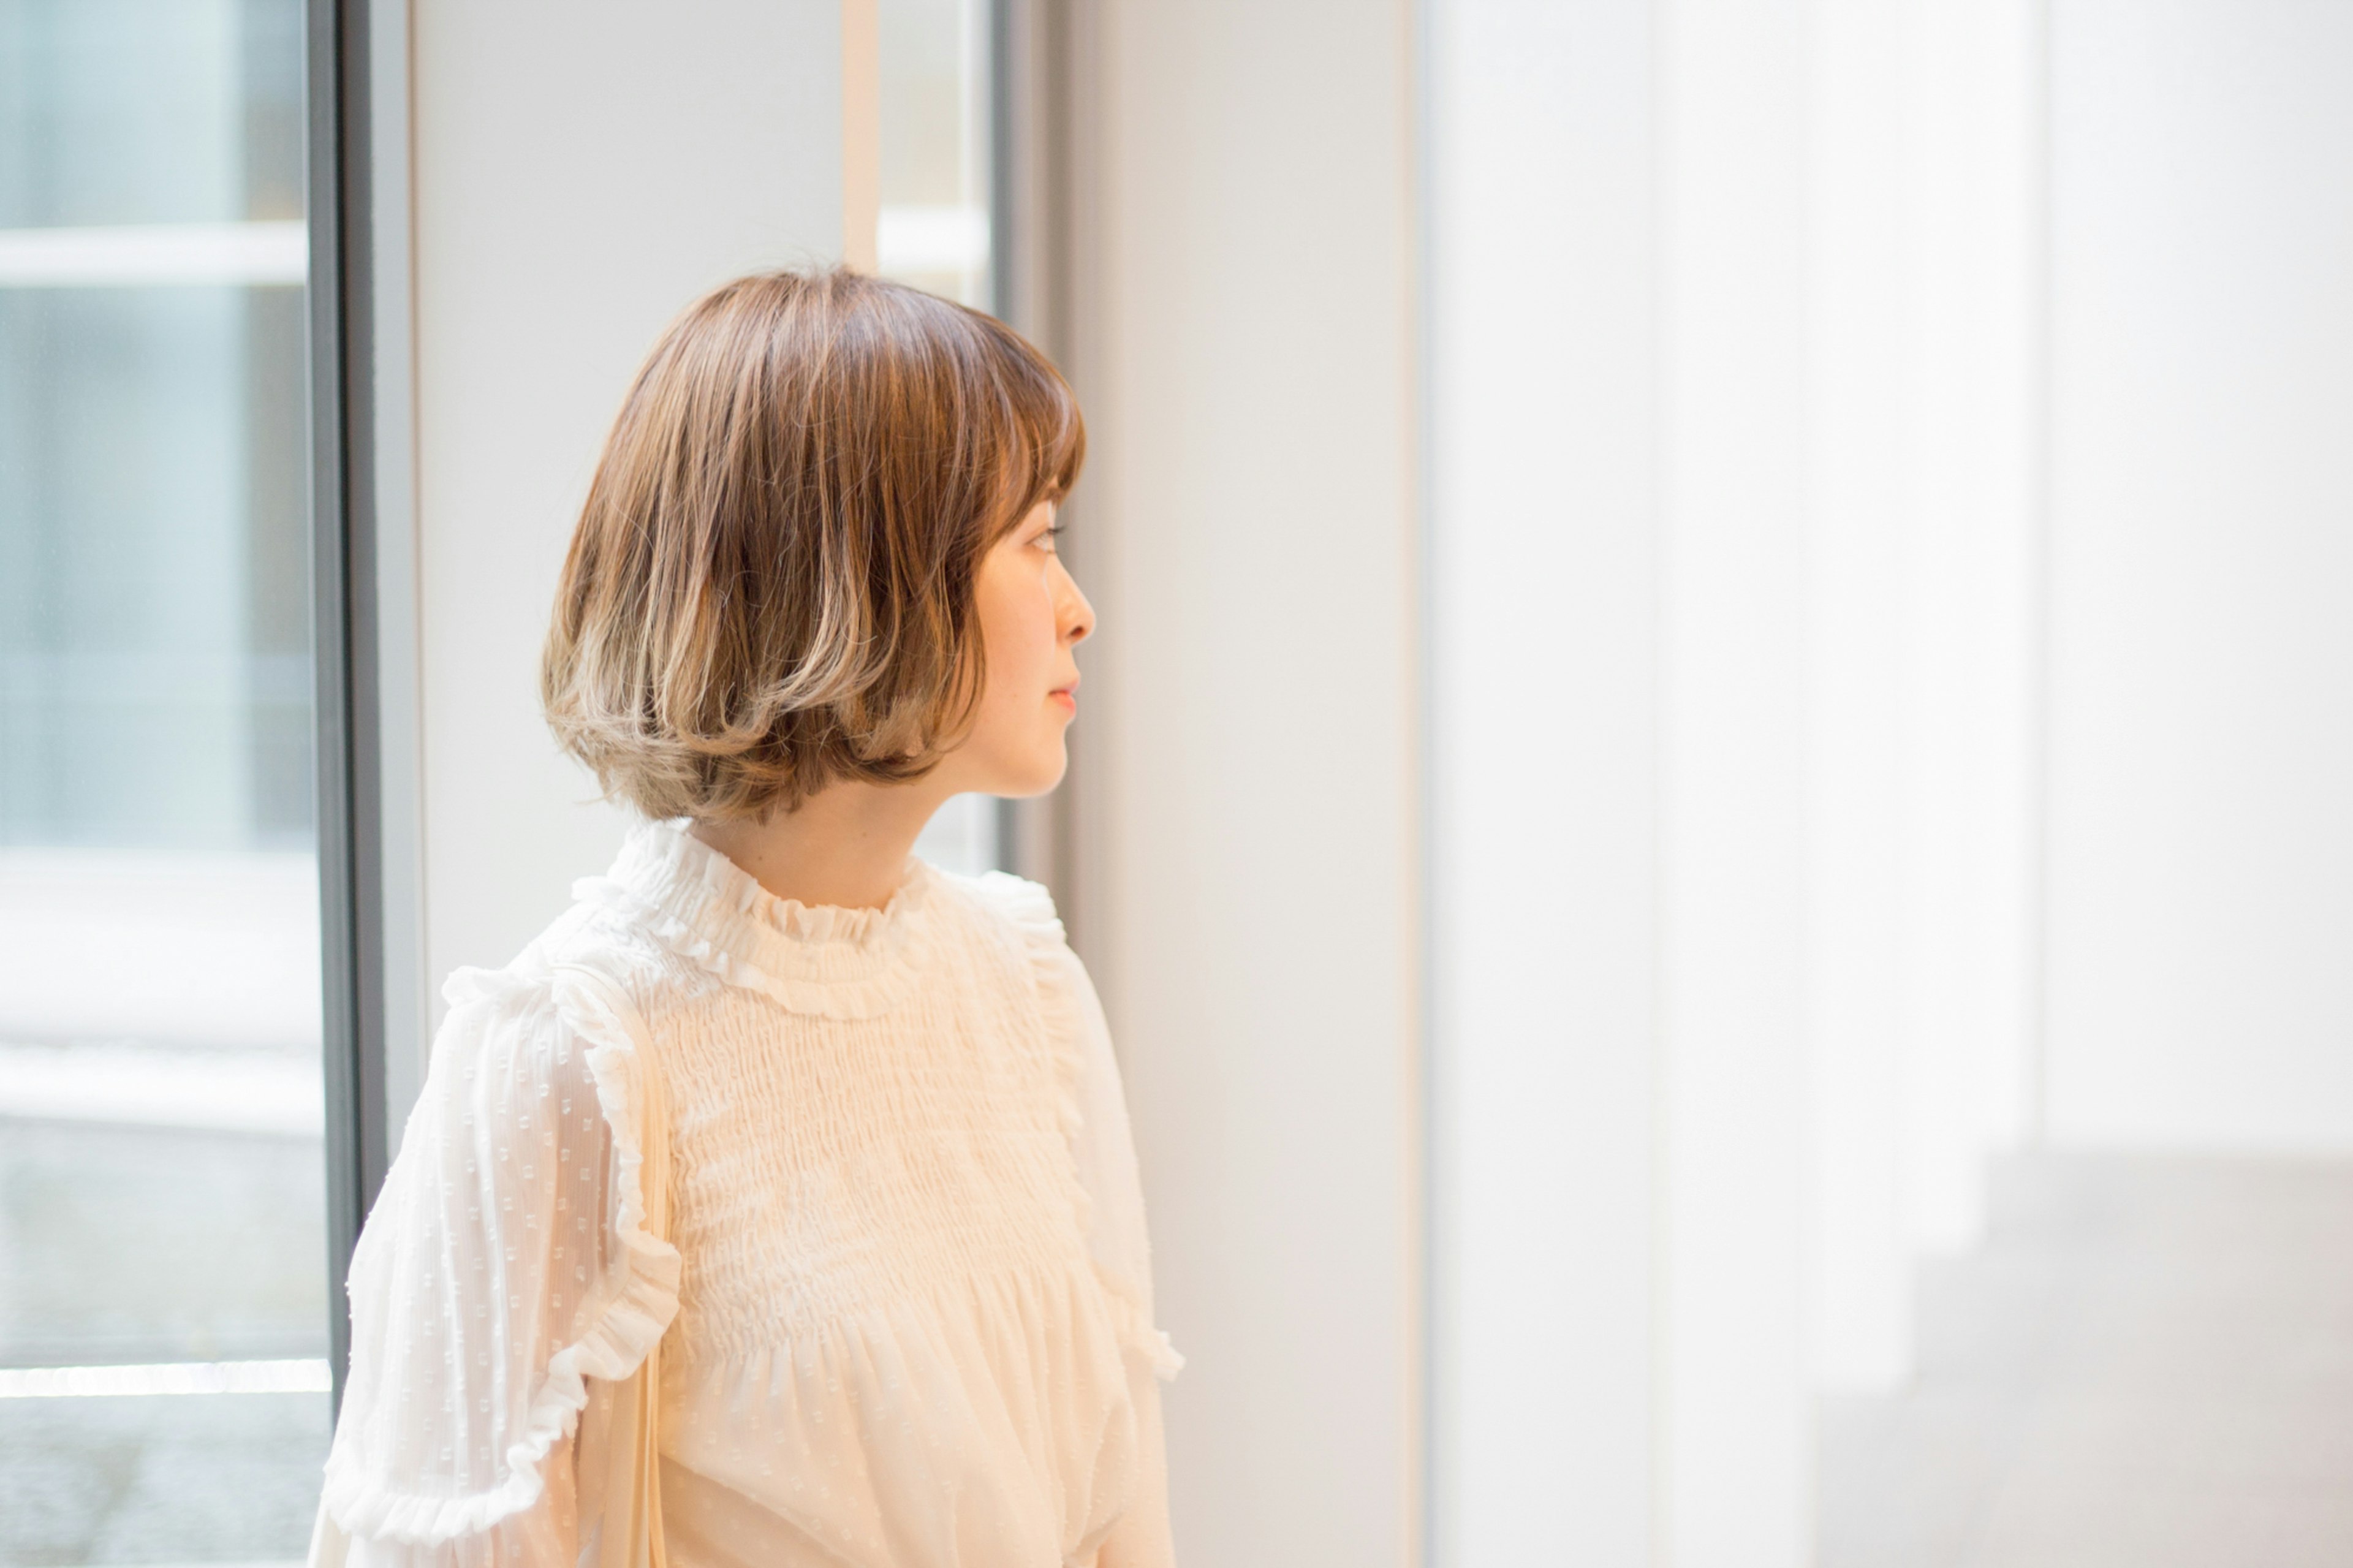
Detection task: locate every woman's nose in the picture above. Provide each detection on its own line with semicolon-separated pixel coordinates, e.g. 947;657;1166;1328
1056;562;1096;645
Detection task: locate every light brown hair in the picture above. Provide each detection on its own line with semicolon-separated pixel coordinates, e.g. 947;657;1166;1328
540;268;1085;822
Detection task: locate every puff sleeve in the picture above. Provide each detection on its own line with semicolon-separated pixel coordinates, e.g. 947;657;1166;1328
308;960;680;1567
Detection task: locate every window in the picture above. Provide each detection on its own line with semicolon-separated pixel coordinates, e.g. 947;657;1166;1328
0;2;328;1561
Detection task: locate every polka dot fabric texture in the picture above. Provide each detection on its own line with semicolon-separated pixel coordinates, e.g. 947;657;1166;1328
311;819;1180;1568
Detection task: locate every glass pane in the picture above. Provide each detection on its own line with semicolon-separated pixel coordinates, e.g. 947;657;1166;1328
0;1;327;1562
878;0;991;309
881;0;1004;877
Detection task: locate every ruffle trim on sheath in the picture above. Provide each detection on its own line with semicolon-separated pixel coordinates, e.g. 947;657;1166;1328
964;871;1094;1219
969;873;1089;1138
319;967;682;1547
572;819;936;1020
958;871;1186;1384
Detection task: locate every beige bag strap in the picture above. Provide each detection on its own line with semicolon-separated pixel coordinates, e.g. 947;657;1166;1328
552;961;671;1568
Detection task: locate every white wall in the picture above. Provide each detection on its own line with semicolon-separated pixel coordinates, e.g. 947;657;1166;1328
1803;0;1922;1398
1427;4;2048;1561
1067;2;1421;1562
1899;0;2041;1254
2048;0;2353;1151
1427;1;1657;1561
407;1;848;1058
1802;0;2045;1395
1656;4;1814;1561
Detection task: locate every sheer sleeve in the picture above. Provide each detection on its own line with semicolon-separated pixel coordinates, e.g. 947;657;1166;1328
309;959;681;1567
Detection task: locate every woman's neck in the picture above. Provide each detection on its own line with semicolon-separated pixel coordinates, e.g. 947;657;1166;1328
687;778;957;912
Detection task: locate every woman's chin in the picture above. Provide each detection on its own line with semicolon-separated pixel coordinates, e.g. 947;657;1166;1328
992;741;1069;801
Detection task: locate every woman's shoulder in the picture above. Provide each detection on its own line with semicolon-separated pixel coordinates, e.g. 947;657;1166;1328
928;862;1065;943
925;863;1094;1034
923;863;1086;990
419;890;706;1111
403;902;678;1216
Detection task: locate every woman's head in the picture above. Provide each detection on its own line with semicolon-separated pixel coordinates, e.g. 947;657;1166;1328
542;268;1093;823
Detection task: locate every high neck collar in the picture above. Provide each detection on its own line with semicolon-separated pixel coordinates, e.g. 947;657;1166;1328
576;817;937;1019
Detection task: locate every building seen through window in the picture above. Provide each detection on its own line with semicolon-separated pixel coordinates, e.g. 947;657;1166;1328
0;1;328;1560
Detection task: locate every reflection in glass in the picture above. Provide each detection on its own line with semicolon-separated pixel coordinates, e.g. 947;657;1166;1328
0;1;327;1560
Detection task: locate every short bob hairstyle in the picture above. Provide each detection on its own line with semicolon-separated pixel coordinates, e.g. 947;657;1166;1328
541;268;1085;823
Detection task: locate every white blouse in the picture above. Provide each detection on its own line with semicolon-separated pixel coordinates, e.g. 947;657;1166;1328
310;818;1182;1568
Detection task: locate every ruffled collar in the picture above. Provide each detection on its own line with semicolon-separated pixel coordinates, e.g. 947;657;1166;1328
574;817;937;1019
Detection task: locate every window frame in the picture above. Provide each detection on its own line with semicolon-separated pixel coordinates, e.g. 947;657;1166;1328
306;0;385;1410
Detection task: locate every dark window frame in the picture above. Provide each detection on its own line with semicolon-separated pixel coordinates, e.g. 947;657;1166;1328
306;0;385;1412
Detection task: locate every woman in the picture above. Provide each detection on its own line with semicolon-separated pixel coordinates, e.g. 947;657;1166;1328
309;269;1181;1567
